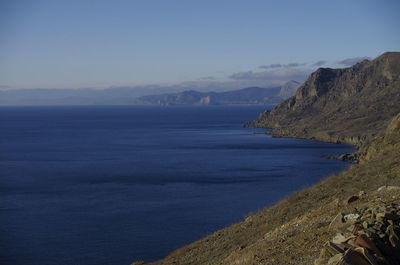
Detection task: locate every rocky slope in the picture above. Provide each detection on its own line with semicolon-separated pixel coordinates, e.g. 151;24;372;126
133;52;400;265
253;52;400;147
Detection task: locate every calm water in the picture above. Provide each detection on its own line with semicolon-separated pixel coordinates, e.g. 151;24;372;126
0;106;353;265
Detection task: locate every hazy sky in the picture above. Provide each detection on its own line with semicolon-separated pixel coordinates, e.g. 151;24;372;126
1;0;399;89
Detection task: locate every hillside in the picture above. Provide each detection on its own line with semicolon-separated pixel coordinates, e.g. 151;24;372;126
253;52;400;147
133;84;298;106
134;52;400;265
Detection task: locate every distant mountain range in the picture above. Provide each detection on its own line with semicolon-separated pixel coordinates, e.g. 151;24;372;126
134;81;300;105
0;81;301;106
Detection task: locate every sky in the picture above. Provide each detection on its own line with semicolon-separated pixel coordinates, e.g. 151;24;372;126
0;0;399;90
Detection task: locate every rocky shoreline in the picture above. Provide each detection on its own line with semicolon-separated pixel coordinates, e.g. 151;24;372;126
321;153;359;163
134;113;399;265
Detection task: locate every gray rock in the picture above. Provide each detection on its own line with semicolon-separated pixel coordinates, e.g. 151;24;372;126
329;213;345;230
377;185;400;192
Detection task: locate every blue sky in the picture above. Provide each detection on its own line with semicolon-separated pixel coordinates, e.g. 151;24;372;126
0;0;399;89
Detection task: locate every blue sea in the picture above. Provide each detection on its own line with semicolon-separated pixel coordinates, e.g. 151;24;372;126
0;106;353;265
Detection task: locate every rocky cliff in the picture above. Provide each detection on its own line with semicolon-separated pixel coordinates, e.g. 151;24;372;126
253;52;400;147
278;80;301;99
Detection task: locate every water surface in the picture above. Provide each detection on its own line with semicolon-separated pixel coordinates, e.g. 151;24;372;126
0;106;353;265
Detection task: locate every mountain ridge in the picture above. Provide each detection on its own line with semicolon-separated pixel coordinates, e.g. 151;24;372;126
134;86;285;105
252;52;400;147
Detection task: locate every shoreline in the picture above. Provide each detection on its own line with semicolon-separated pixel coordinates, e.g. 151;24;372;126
138;114;399;265
134;131;359;265
262;130;360;162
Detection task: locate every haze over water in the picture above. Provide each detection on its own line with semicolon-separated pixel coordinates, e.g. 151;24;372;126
0;106;353;265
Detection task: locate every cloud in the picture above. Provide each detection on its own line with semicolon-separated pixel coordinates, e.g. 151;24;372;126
169;67;312;92
258;62;306;69
229;68;311;84
286;63;306;67
259;63;282;69
197;76;216;81
338;56;371;66
312;60;327;66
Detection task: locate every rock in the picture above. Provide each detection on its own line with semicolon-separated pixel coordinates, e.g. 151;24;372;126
327;253;343;265
131;261;145;265
316;202;400;265
358;190;366;196
332;233;347;244
386;225;400;248
321;154;335;159
377;185;400;192
344;213;360;222
245;216;253;223
336;153;356;161
329;213;344;230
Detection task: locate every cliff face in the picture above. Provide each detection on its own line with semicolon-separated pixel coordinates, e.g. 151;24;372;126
278;80;301;99
253;52;400;146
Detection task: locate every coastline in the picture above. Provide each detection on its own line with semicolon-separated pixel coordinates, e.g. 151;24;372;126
131;131;356;265
135;114;399;265
263;131;360;162
136;52;400;265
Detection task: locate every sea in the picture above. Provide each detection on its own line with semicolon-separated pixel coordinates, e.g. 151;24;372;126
0;105;353;265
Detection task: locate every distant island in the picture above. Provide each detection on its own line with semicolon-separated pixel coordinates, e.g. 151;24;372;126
0;81;300;106
135;52;400;265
